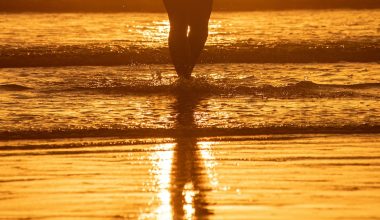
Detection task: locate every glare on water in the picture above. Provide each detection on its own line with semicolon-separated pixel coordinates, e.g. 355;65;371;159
0;11;379;48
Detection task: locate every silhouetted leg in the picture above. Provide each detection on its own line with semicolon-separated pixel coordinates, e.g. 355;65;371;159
169;22;191;78
163;0;191;78
188;0;213;74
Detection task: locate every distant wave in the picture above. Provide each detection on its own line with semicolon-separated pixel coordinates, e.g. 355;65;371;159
1;125;379;141
1;41;379;67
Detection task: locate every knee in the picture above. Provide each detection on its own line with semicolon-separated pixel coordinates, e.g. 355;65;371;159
189;24;209;41
169;21;188;38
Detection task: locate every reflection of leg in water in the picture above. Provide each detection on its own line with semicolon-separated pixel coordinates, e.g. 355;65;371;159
171;138;210;219
173;91;198;130
163;0;213;79
170;92;211;218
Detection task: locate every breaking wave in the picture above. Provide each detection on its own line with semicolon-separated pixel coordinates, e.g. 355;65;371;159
2;81;380;98
1;41;379;67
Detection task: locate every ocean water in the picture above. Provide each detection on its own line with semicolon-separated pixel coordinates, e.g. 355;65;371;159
0;10;380;219
1;63;380;137
0;10;380;137
0;10;379;67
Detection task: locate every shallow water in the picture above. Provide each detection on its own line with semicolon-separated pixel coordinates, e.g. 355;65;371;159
1;135;379;219
1;63;379;137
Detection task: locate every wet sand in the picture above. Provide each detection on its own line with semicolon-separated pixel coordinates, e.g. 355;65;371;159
1;134;379;219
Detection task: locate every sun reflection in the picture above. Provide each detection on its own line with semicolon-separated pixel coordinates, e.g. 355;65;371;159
208;21;222;36
137;20;170;46
156;20;170;35
144;139;218;220
150;143;175;220
199;142;219;188
183;182;196;220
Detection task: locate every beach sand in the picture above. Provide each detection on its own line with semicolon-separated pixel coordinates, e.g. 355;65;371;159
1;134;379;219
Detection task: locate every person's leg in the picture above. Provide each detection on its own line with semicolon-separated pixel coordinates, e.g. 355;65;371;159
163;0;191;78
187;0;213;74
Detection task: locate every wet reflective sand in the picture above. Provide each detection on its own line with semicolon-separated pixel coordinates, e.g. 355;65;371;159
1;135;379;219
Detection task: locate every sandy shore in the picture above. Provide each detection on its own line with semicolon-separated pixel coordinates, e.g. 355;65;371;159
1;134;379;219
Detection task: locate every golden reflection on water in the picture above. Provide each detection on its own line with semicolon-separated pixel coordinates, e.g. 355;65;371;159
199;142;219;188
144;91;216;219
183;182;196;219
150;143;175;219
138;20;170;46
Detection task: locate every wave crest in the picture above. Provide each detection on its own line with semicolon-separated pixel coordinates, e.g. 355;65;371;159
1;41;379;67
43;80;379;99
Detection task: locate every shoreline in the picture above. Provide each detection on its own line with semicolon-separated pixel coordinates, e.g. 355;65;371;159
1;125;380;141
